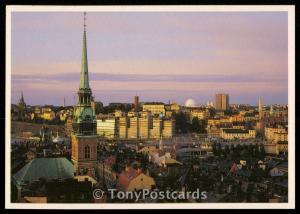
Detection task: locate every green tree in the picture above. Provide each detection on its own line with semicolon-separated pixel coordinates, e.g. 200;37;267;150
258;144;266;160
174;112;190;133
191;117;201;133
225;145;230;155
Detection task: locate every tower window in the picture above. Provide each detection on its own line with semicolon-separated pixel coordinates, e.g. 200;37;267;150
84;145;90;159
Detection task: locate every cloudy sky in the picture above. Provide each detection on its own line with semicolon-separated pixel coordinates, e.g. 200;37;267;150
11;11;288;106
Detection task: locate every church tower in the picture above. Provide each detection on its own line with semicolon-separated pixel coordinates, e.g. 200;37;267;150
71;13;97;176
18;91;27;120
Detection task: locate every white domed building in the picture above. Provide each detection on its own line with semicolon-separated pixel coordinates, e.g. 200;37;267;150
185;99;197;107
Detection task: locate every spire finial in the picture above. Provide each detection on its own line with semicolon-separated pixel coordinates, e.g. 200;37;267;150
84;12;86;31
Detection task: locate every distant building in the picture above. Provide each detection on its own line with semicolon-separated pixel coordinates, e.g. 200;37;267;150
162;119;175;138
142;103;165;116
139;112;152;139
170;103;181;113
65;115;73;136
96;117;118;139
40;110;56;121
206;125;221;138
17;92;28;120
119;116;129;139
215;93;229;111
206;121;233;138
149;152;182;168
116;167;155;192
190;110;209;121
232;121;246;129
127;111;137;117
91;96;96;113
185;99;197;107
114;110;124;118
220;128;256;140
128;116;139;139
133;96;139;112
150;117;162;139
258;96;264;120
264;141;288;155
265;127;287;142
273;132;288;143
97;156;117;189
118;112;175;139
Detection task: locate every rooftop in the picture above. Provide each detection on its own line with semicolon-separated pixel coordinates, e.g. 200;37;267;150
117;167;142;191
13;157;74;186
222;129;249;134
143;102;165;105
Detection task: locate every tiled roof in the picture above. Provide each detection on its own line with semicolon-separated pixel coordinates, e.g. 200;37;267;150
117;167;141;191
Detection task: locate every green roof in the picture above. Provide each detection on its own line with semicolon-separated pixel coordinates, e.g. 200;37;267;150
13;158;74;185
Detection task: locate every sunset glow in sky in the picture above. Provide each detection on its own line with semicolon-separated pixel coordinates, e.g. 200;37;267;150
11;12;288;106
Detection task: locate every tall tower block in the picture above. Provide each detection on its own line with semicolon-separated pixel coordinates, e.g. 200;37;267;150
71;12;97;176
133;95;139;112
258;96;264;120
215;93;229;111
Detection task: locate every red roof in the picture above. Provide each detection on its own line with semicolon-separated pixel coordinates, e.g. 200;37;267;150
117;167;142;191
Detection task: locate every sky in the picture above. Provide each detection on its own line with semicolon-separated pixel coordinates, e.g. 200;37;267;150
10;11;288;106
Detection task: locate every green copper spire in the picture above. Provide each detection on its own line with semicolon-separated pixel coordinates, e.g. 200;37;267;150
72;12;96;136
79;12;90;90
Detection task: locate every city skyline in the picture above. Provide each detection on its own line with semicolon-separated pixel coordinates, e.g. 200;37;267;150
11;12;288;106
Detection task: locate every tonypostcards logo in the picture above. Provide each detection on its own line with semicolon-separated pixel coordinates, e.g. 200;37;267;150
93;188;207;201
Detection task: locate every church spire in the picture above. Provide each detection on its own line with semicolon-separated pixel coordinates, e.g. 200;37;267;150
19;91;25;106
79;12;90;90
20;91;24;102
73;12;96;136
